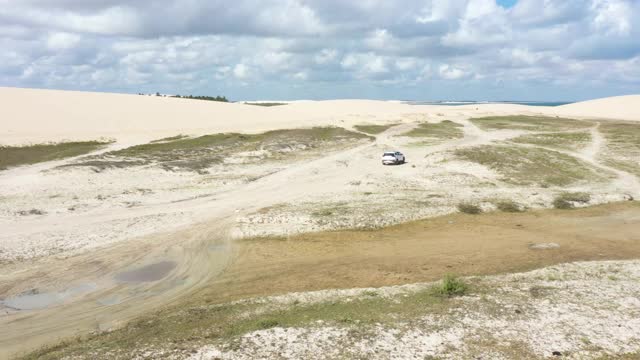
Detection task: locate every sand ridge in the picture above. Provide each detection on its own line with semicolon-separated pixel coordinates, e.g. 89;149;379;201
1;87;638;146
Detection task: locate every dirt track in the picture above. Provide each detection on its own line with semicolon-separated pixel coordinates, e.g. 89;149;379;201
2;114;640;358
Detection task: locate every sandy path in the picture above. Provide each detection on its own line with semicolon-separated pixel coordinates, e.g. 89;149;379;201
1;105;639;357
0;125;420;357
503;122;640;198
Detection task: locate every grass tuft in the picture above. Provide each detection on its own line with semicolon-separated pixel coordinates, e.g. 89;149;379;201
458;203;482;214
0;141;111;170
433;274;468;297
496;200;524;213
553;192;591;209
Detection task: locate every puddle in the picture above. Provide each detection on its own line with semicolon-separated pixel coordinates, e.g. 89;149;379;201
114;261;177;283
97;295;123;306
0;283;96;310
208;243;228;252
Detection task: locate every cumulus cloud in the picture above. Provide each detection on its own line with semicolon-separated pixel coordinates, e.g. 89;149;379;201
0;0;638;100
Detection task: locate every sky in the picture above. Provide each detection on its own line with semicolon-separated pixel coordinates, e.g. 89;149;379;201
0;0;639;101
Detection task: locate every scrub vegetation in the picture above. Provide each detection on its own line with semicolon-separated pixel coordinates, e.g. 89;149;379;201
470;115;592;132
599;121;640;177
553;192;591;209
455;145;609;187
0;141;111;170
67;127;372;172
400;120;464;142
510;131;591;151
353;123;399;134
244;102;288;107
22;276;462;360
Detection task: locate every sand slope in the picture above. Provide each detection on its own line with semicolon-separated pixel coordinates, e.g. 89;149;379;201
0;87;413;145
554;95;640;121
2;87;637;145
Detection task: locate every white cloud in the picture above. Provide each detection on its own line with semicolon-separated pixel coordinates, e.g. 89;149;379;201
233;63;249;79
314;48;338;65
0;0;638;100
439;64;470;80
591;0;632;35
46;32;81;50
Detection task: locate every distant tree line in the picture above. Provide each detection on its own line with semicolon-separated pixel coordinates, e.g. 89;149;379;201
171;94;229;102
138;92;229;102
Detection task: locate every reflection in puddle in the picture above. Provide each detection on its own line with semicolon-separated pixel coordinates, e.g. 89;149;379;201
114;261;177;283
1;283;96;310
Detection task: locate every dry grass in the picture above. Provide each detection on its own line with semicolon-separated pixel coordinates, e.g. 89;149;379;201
149;134;190;143
470;115;592;132
68;127;372;172
599;121;640;177
17;203;640;359
353;124;399;134
400;120;463;142
0;141;111;170
455;145;609;187
23;286;451;359
510;131;591;151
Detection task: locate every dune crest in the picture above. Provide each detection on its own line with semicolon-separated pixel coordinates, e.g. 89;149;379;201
554;95;640;121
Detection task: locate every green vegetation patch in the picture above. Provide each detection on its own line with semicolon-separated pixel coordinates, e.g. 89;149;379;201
69;127;372;172
0;141;111;171
471;116;592;132
511;131;591;151
353;123;399;135
433;274;468;297
401;120;464;142
455;145;609;187
24;281;462;359
599;121;640;177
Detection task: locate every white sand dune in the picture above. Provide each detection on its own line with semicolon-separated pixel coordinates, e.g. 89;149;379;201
2;86;637;145
553;95;640;121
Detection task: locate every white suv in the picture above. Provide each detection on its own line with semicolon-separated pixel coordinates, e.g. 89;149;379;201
382;151;405;165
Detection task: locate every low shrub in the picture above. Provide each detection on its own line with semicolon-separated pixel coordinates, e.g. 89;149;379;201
496;200;524;213
553;192;591;209
457;203;482;214
434;274;468;297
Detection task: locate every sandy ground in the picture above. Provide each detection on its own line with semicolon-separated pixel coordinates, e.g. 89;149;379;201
0;87;639;358
188;259;640;360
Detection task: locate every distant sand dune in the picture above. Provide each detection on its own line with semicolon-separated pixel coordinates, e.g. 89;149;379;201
0;87;638;145
554;95;640;121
